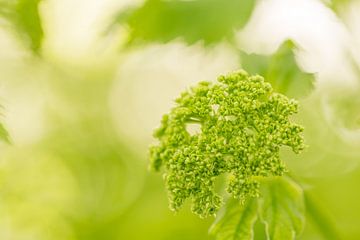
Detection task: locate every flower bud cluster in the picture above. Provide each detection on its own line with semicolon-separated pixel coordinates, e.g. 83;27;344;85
150;70;305;218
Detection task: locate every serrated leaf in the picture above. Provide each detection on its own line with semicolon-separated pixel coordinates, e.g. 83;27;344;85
240;40;315;98
0;0;44;54
259;177;305;240
210;198;258;240
113;0;256;45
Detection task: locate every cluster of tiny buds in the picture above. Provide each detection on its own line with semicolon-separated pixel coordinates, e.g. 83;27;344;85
150;70;305;218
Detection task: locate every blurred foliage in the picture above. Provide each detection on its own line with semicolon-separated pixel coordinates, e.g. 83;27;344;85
0;60;216;239
323;87;360;130
0;121;9;143
0;146;76;239
323;0;352;13
240;40;315;99
0;0;43;54
41;67;147;239
304;192;341;240
113;0;256;45
283;90;360;178
308;166;360;240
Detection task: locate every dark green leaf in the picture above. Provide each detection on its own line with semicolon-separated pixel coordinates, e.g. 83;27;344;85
113;0;256;45
240;40;315;98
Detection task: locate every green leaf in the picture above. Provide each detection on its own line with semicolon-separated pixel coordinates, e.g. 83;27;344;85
321;0;352;14
259;177;305;240
240;40;315;98
209;177;307;240
113;0;256;45
210;198;258;240
0;105;10;143
0;123;10;143
0;0;44;54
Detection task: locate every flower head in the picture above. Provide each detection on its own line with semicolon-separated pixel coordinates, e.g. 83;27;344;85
150;70;305;218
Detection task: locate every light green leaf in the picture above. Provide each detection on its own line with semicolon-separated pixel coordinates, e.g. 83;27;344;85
112;0;256;45
0;105;9;143
0;0;44;54
259;177;305;240
240;40;315;98
209;198;258;240
321;0;352;14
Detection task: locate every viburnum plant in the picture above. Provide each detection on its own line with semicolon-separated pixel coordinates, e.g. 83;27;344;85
150;70;307;239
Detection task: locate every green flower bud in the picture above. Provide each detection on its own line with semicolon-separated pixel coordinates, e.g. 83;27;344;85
149;70;305;218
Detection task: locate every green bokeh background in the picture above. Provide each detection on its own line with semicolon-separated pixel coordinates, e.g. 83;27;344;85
0;0;360;239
